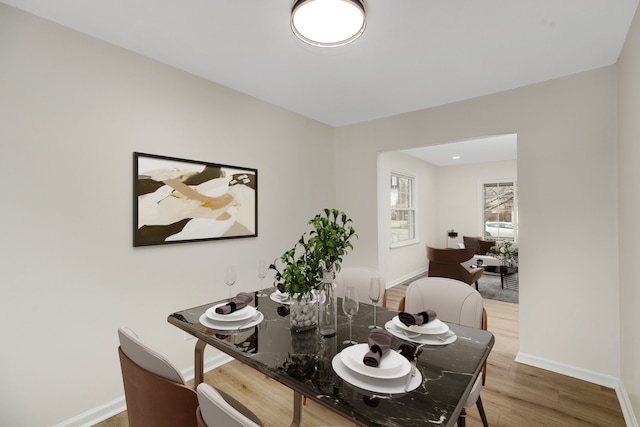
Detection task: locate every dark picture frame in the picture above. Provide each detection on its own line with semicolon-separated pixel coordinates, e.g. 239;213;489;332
133;152;257;246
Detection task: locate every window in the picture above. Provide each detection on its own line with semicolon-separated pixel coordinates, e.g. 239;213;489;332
483;181;517;241
390;173;416;244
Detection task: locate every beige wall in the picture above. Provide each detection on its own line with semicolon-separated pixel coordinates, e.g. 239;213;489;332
438;159;518;247
617;4;640;423
0;5;336;426
336;67;621;388
377;150;439;284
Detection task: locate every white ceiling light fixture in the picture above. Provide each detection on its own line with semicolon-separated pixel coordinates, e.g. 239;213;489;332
291;0;366;48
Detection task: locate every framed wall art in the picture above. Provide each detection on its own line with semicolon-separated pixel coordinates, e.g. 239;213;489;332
133;152;257;246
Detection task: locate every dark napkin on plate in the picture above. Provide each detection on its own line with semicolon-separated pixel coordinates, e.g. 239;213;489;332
399;310;437;327
362;328;393;367
215;292;253;314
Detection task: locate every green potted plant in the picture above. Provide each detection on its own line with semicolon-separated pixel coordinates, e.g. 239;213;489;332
270;208;357;333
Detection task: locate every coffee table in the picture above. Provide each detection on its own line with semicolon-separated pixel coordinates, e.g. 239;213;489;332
482;265;518;290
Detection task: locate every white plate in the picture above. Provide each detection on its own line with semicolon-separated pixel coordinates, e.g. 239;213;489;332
199;311;263;331
270;291;291;305
385;321;457;346
332;355;422;394
206;304;257;322
340;344;411;379
392;315;450;335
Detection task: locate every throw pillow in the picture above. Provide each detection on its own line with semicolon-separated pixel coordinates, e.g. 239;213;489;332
463;236;480;254
477;239;496;255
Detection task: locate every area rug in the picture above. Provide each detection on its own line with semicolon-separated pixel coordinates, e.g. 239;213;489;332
390;272;519;305
476;272;519;304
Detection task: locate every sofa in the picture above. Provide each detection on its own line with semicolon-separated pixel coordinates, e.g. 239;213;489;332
458;236;518;269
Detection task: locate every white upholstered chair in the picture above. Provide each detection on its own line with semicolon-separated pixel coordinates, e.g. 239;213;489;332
196;383;264;427
400;278;489;427
334;266;386;306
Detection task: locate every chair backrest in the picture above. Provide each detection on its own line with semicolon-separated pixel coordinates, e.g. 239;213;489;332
403;277;483;328
117;327;199;427
196;383;263;427
118;327;185;384
426;246;483;286
334;266;385;305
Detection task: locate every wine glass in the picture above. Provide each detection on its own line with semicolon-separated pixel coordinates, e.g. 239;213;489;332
256;259;268;297
342;286;359;346
224;264;236;300
368;278;381;329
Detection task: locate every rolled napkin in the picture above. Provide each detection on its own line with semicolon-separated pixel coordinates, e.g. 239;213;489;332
362;328;393;367
399;310;437;327
215;292;253;314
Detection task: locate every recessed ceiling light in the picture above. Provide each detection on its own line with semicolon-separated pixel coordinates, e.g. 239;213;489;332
452;156;461;160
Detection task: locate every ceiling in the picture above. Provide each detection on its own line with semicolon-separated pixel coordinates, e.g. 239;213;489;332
401;133;517;167
4;0;638;129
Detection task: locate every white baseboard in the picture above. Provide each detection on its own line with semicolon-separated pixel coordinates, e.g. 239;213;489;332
616;380;639;427
54;352;233;427
516;352;638;427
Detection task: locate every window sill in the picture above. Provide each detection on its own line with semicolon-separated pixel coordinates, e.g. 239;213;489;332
390;239;419;249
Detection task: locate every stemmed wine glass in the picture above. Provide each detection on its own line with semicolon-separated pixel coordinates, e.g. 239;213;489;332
256;259;268;297
224;264;236;300
368;278;381;329
342;286;359;346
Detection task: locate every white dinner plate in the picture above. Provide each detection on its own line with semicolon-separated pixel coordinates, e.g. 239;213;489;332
206;304;257;322
392;315;450;335
270;291;291;305
199;311;263;331
340;344;411;379
332;355;422;394
385;321;457;346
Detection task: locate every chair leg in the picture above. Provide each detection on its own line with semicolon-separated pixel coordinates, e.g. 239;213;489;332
475;281;479;290
477;396;489;427
457;408;466;427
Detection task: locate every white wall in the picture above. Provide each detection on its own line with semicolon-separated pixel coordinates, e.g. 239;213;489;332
439;159;518;248
377;150;439;285
617;5;640;424
336;67;620;389
0;5;336;426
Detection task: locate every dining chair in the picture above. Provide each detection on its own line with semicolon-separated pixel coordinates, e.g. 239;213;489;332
334;266;386;306
196;382;264;427
399;278;489;427
426;245;484;289
118;327;260;427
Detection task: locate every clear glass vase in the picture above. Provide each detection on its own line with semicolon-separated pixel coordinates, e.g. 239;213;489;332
290;294;318;332
318;270;337;337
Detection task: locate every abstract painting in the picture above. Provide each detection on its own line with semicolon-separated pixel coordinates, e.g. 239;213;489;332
134;152;257;246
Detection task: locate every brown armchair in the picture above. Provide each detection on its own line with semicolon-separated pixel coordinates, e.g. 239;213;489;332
426;246;484;289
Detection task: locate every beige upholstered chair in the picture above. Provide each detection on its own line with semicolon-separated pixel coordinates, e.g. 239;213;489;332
118;328;261;427
118;327;199;427
196;383;263;427
334;266;386;306
426;246;484;289
399;278;489;427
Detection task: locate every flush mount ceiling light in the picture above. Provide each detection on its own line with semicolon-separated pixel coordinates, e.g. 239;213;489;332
291;0;366;47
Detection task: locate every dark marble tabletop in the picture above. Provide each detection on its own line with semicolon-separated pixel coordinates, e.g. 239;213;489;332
168;291;494;427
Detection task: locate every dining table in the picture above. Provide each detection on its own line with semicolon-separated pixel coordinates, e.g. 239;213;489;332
168;290;494;427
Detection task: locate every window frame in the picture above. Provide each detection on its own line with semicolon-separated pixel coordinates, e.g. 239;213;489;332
480;179;518;242
390;171;418;248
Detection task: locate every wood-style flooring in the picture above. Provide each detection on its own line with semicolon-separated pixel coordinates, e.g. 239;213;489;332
97;289;625;426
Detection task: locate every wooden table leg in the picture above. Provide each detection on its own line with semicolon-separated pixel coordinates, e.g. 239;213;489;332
194;339;207;390
290;390;302;427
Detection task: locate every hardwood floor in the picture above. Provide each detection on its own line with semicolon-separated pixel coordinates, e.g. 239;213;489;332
97;293;625;427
